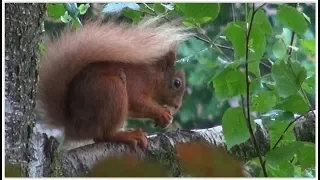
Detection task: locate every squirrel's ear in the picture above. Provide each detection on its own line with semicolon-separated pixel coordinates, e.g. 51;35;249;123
166;43;177;66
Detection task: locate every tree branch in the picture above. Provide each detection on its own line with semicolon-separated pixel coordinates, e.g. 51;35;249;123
30;111;315;177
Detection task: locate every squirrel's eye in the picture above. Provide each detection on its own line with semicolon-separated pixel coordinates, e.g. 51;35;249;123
173;79;181;88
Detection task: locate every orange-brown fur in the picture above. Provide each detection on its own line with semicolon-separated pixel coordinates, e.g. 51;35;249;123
37;17;192;148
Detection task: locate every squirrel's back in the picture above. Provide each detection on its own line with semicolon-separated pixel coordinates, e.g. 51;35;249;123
37;17;192;129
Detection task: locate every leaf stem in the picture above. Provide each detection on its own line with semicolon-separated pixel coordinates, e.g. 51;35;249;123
245;3;268;177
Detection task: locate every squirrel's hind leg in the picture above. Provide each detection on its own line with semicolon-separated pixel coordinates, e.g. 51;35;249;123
91;75;148;149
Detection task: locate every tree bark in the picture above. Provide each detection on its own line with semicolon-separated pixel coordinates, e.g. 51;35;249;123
34;110;315;177
5;3;47;177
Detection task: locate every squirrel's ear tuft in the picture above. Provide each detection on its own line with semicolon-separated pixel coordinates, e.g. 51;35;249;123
166;43;177;66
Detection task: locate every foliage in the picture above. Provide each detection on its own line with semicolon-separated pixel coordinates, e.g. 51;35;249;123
86;142;246;177
43;2;316;177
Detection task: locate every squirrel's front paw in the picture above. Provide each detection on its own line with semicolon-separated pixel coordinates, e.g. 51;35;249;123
155;107;173;128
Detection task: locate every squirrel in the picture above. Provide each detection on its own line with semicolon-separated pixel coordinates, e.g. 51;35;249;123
37;17;193;149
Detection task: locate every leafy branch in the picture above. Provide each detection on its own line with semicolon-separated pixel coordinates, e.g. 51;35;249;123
244;3;268;177
285;3;316;118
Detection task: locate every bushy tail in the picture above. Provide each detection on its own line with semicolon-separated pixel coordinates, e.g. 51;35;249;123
37;17;193;127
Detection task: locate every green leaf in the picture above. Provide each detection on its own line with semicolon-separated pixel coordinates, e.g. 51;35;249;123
277;5;308;35
272;39;287;59
302;12;311;24
271;59;307;98
248;25;266;77
296;142;315;170
249;9;273;35
47;3;66;19
249;78;260;93
197;17;214;24
64;3;79;18
212;68;233;99
294;166;302;177
212;68;246;100
222;107;255;150
60;11;72;23
225;22;246;59
265;161;294;177
275;111;294;121
266;141;315;173
268;118;295;148
71;17;82;29
302;75;315;94
123;8;142;24
78;4;90;15
251;91;277;113
266;143;296;164
153;3;166;13
226;71;247;96
277;94;309;114
182;21;197;28
175;3;220;24
39;43;46;55
300;39;315;54
261;74;276;90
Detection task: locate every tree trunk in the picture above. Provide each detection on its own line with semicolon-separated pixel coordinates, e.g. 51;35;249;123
5;3;47;177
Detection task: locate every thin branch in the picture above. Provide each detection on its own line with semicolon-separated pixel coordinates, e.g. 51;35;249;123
142;3;157;16
214;43;234;50
212;44;233;62
245;3;268;177
193;35;211;44
287;32;296;55
272;113;306;150
142;3;171;22
194;35;234;51
254;3;267;13
194;31;233;62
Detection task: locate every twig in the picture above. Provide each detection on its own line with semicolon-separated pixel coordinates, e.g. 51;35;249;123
244;3;268;177
142;3;157;16
194;35;234;51
193;35;211;44
214;43;234;50
194;32;233;62
287;32;296;55
254;3;267;13
142;3;171;22
272;113;307;150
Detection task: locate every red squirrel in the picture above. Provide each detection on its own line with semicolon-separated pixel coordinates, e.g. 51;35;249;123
37;17;192;149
